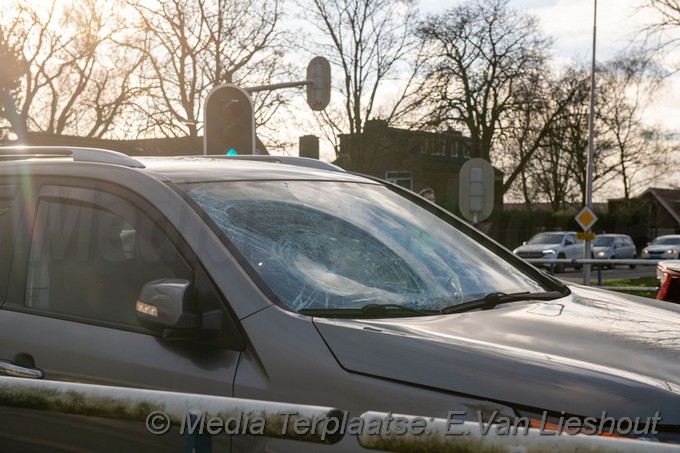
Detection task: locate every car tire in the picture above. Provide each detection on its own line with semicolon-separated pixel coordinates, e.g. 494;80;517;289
555;254;565;273
629;254;636;269
606;256;615;270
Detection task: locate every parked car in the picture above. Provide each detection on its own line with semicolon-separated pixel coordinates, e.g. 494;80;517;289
642;234;680;260
1;147;680;450
591;233;637;269
657;261;680;302
512;231;582;273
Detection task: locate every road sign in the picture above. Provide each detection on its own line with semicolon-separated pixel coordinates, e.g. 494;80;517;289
459;158;494;223
575;206;598;231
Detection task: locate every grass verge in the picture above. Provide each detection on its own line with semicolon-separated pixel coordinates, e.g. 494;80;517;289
600;276;658;299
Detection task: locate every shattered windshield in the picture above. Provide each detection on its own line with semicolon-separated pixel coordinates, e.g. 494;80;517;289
183;180;548;314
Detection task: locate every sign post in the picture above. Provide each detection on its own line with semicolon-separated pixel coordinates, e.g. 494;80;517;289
575;205;598;285
583;0;598;286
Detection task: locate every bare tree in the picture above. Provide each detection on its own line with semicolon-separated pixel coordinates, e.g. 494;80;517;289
597;51;669;201
125;0;291;145
506;54;668;210
638;0;680;61
496;65;585;202
0;25;28;140
532;71;597;210
0;0;145;139
300;0;428;171
417;0;552;163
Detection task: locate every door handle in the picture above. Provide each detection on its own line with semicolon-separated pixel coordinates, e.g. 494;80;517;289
0;353;44;379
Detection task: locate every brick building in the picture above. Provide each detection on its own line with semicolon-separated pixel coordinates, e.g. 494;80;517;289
335;120;503;215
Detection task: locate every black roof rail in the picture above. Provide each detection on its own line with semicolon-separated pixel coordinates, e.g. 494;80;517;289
199;154;345;172
0;146;145;168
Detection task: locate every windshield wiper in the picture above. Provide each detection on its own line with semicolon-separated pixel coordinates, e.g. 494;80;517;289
297;303;440;318
360;304;440;316
441;291;565;314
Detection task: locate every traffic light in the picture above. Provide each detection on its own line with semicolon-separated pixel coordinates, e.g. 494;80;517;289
203;84;255;155
306;56;331;111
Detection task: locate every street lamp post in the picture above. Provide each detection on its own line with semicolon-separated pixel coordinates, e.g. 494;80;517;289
584;0;597;286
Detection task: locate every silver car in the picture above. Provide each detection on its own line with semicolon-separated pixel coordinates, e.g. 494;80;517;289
642;234;680;260
2;147;680;450
512;231;583;273
592;233;637;269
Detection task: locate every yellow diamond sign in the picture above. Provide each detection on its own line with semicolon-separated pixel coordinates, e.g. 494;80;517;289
575;206;597;231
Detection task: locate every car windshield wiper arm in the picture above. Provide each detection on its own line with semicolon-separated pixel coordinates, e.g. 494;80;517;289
298;303;440;318
441;291;565;314
360;303;440;316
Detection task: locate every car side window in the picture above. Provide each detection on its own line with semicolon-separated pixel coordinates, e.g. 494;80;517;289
24;191;190;327
0;184;20;302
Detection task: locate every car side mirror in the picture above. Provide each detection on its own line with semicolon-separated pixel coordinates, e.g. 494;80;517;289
136;278;220;341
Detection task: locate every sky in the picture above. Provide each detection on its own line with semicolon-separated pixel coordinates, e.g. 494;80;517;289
418;0;680;133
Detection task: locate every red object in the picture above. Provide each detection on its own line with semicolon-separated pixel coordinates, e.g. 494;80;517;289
656;262;680;302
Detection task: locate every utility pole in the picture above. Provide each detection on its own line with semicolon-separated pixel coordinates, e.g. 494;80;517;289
584;0;597;286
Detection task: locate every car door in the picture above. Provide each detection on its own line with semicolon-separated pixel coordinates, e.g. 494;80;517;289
0;176;240;452
626;237;637;258
623;236;636;258
613;237;625;258
563;233;581;260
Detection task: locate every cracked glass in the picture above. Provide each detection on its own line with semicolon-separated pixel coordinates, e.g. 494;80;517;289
185;181;546;314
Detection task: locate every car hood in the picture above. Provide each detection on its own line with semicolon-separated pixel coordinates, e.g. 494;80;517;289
660;260;680;272
313;285;680;423
592;246;611;254
514;244;560;252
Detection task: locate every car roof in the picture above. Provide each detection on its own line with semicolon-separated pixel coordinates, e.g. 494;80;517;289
136;156;371;184
596;233;630;237
654;234;680;239
0;146;373;185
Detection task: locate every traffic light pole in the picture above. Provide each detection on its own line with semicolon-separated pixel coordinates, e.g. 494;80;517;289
245;56;331;111
246;81;312;92
203;57;330;155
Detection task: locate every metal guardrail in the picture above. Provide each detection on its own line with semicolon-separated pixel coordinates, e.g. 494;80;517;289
0;376;343;446
2;376;679;452
526;258;660;292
